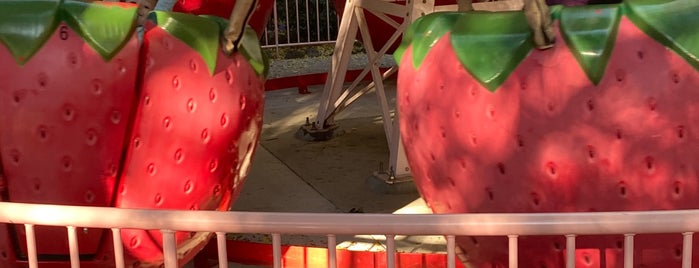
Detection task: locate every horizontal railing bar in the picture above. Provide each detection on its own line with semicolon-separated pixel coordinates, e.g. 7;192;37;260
2;202;699;236
261;40;337;49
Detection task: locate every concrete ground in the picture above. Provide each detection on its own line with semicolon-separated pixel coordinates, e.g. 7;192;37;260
215;61;447;266
235;80;418;214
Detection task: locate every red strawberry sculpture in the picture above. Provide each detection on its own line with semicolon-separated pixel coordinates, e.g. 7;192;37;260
117;11;266;265
0;1;267;267
396;0;699;267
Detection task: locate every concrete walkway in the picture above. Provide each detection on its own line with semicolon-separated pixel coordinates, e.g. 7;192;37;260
218;74;446;266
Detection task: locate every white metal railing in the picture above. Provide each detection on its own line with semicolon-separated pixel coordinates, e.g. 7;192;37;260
1;202;699;268
262;0;339;48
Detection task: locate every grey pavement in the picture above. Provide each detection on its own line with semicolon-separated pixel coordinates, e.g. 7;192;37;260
186;55;443;267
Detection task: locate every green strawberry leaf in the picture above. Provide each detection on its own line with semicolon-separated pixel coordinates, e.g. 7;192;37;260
238;26;270;78
624;0;699;70
394;12;461;68
60;0;138;61
560;4;621;85
203;15;269;78
450;11;534;92
150;11;221;75
0;0;60;65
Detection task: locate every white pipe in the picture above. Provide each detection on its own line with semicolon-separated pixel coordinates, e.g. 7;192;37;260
3;202;699;237
217;232;229;268
565;234;575;268
386;234;395;268
624;234;634;268
111;228;125;268
272;233;282;268
446;235;456;268
4;202;699;268
683;232;693;268
67;226;80;268
162;230;177;268
508;235;518;268
25;224;38;268
295;0;300;42
327;234;337;268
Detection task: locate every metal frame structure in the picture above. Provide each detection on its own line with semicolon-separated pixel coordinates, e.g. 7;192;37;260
1;201;698;268
307;0;522;183
304;0;450;183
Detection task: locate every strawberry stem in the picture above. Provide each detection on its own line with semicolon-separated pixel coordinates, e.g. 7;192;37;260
205;15;269;78
153;12;268;77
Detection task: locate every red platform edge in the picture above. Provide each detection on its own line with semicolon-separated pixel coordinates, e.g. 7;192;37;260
193;239;465;268
264;68;395;94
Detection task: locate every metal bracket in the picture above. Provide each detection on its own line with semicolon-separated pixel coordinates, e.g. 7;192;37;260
367;163;416;194
296;118;342;141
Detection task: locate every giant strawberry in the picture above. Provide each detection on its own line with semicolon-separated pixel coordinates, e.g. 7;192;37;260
114;11;266;266
0;1;140;266
0;0;267;267
396;0;699;267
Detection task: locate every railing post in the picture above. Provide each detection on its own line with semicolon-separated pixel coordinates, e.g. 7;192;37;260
386;234;396;268
447;235;456;268
216;232;229;268
111;228;125;268
273;233;282;268
25;224;38;268
624;234;635;268
162;230;177;268
683;232;694;268
565;234;576;268
328;234;337;268
508;235;518;268
67;226;80;268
